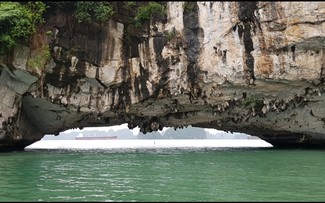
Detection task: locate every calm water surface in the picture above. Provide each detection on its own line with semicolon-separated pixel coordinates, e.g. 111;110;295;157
0;148;325;201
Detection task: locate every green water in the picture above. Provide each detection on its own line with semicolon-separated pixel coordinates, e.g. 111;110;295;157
0;148;325;202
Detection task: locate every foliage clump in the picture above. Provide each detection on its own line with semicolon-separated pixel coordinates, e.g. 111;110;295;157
135;2;166;28
123;1;136;10
244;96;264;108
74;1;113;23
183;2;196;13
164;28;178;42
0;1;46;54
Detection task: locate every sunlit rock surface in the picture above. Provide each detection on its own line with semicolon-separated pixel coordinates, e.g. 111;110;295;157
2;2;325;150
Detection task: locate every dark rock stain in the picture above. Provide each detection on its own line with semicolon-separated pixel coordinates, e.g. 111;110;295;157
117;81;131;111
108;37;116;61
238;2;257;85
320;66;325;82
110;88;117;109
183;2;201;97
134;62;150;101
129;36;141;58
291;45;296;61
153;53;170;99
237;24;244;38
152;31;170;98
153;36;167;55
56;18;105;66
45;63;81;88
95;67;107;89
120;66;129;82
238;2;257;21
222;50;227;64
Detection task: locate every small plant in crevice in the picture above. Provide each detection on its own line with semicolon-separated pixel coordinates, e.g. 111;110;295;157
27;43;51;97
164;29;177;42
27;44;51;70
243;96;263;108
67;45;81;58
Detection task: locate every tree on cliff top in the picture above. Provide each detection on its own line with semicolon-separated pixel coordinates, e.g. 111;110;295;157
74;1;114;23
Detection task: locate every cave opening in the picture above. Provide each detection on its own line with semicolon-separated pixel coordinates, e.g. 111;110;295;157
41;124;262;141
23;124;273;151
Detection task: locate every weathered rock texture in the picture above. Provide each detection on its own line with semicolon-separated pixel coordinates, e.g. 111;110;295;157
1;1;325;150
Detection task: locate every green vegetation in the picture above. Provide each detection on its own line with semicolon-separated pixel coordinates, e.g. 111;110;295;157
0;1;47;54
183;2;196;13
0;1;168;54
27;44;51;70
44;2;114;23
74;2;113;23
164;29;177;42
134;2;166;28
243;96;263;108
123;1;136;10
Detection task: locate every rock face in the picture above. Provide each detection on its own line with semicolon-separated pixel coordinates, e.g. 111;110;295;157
1;1;325;150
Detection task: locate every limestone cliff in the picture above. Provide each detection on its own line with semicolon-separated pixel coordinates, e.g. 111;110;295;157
1;1;325;150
